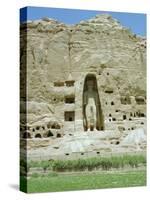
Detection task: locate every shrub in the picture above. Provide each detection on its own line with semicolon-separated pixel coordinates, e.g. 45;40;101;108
39;161;51;172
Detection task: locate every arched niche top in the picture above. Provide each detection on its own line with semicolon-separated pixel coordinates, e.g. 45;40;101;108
83;73;98;92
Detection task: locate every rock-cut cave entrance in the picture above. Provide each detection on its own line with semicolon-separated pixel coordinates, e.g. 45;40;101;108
83;74;104;131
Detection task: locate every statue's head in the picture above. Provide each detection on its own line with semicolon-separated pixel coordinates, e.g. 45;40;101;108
87;80;94;90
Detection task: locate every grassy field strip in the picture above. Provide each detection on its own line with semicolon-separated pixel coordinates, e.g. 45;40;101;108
25;170;146;193
20;154;146;192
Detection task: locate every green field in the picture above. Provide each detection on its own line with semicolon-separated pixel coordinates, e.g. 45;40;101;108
21;170;146;193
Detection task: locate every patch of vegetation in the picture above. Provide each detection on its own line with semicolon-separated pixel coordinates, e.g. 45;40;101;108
21;154;146;173
55;154;145;171
31;173;39;178
47;172;58;177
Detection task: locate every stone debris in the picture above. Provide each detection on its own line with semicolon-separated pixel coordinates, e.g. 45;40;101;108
121;128;146;145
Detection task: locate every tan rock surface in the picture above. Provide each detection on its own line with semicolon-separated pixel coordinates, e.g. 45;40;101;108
20;14;146;161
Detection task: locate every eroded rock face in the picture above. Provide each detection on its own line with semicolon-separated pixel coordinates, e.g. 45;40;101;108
20;14;146;160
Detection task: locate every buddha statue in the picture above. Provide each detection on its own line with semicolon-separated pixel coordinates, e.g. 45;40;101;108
83;79;99;131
